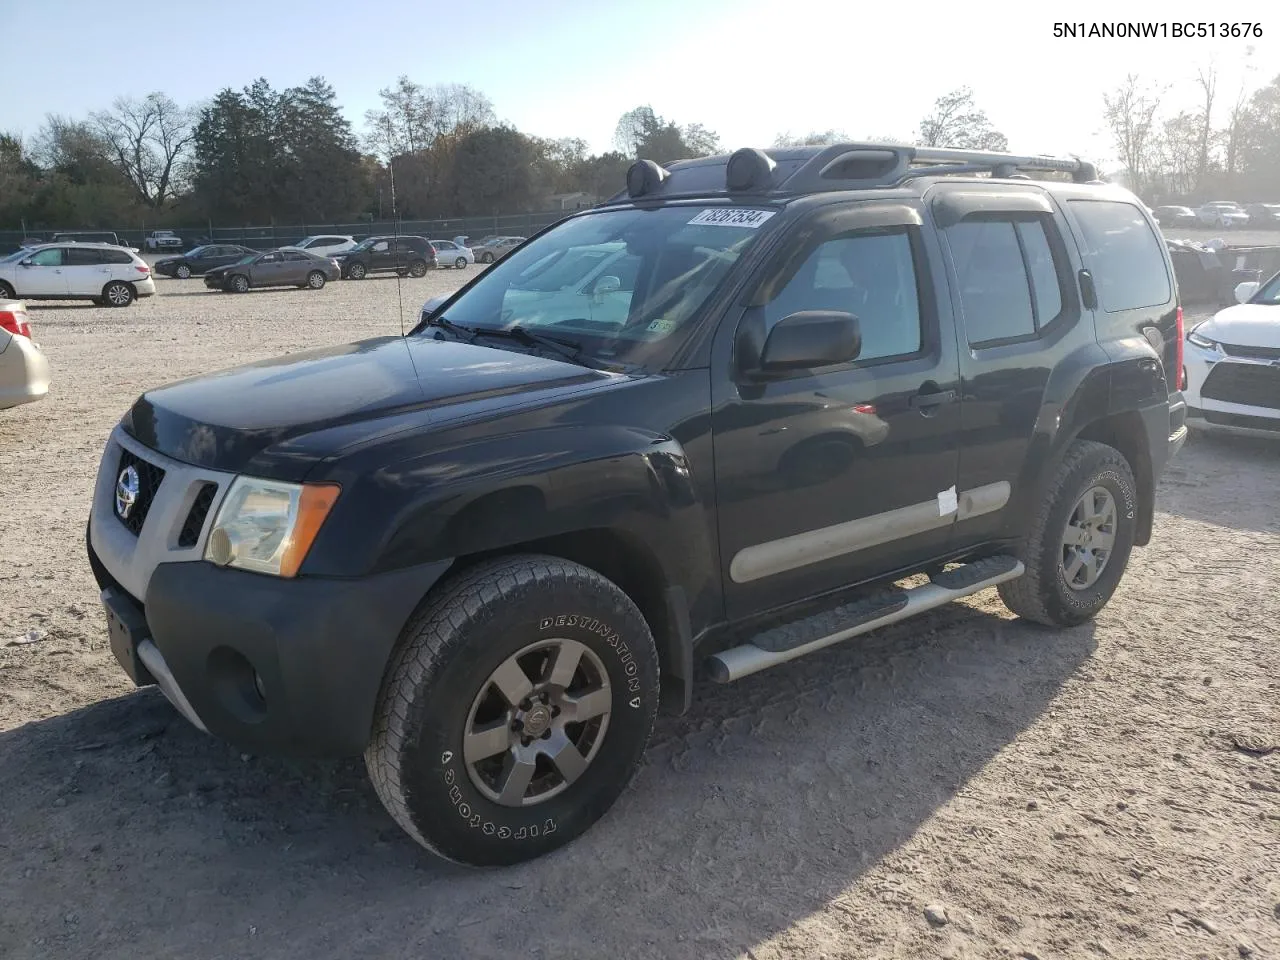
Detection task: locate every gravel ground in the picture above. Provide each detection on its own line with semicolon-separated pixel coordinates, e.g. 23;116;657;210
1;268;1279;960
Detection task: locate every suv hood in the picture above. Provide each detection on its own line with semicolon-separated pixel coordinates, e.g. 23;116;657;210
122;337;606;478
1199;304;1280;348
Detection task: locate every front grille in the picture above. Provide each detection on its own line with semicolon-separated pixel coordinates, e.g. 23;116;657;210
114;448;165;535
1201;409;1280;432
178;482;218;547
1201;362;1280;410
1221;342;1280;361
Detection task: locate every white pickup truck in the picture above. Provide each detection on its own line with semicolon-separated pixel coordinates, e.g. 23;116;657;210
144;230;184;251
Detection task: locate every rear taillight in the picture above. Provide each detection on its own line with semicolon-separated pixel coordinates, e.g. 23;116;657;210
1175;305;1185;390
0;308;32;339
135;264;150;274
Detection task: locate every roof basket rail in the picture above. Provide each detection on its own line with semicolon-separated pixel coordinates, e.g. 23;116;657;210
783;143;1100;192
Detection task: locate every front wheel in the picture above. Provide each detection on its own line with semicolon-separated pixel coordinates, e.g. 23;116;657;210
102;281;135;307
229;274;250;293
998;440;1138;627
365;555;660;866
480;252;494;264
175;264;192;279
0;280;14;299
347;262;367;280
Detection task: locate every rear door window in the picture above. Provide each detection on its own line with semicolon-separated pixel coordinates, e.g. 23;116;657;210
66;247;106;266
1068;200;1171;311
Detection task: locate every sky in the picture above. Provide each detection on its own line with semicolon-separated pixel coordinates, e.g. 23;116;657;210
2;0;1276;169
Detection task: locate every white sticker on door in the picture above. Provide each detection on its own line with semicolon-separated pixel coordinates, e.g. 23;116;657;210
687;208;776;228
938;485;958;516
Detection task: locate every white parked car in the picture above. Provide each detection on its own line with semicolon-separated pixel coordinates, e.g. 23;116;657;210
430;239;474;269
0;299;51;410
281;235;357;257
1196;202;1250;229
0;243;156;307
1183;269;1280;438
144;230;184;251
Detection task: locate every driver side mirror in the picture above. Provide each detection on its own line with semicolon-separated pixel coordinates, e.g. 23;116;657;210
1235;280;1260;304
592;275;621;298
759;311;862;373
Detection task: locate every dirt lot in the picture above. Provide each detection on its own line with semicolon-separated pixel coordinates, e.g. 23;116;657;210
1;268;1278;960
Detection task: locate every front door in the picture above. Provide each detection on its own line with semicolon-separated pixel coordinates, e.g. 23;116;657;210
17;247;69;296
712;203;964;619
252;251;288;287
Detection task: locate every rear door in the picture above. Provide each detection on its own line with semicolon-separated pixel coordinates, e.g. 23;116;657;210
281;251;312;283
930;184;1094;548
63;246;109;295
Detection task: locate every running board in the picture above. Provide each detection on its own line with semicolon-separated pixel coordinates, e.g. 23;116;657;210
706;555;1024;683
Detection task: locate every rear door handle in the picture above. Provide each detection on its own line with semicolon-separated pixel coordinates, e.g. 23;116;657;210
909;389;957;409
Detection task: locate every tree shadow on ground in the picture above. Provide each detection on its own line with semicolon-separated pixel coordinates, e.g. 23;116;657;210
0;605;1094;960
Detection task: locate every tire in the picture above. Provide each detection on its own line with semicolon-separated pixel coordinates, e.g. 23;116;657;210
455;257;468;269
175;264;191;280
102;281;134;307
229;274;250;293
408;260;428;278
305;270;326;290
481;252;494;264
347;262;367;280
365;554;660;867
998;440;1138;627
0;280;14;299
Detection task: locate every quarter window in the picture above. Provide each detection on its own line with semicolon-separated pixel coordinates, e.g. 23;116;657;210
763;228;923;363
1068;200;1171;311
945;216;1068;346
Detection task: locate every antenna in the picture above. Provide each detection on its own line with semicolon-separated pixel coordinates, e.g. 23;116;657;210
391;154;405;339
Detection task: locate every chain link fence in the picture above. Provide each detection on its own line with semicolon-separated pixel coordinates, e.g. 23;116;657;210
0;210;574;255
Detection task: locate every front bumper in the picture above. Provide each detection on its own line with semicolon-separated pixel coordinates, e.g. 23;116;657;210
1183;343;1280;437
90;539;451;756
0;334;51;409
86;426;455;756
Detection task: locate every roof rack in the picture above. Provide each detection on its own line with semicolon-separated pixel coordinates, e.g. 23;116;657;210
616;142;1101;202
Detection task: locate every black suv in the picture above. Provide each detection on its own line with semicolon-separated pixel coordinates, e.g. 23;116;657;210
336;235;435;279
86;143;1187;866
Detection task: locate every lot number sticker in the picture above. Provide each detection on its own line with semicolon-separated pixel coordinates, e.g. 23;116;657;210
688;208;776;228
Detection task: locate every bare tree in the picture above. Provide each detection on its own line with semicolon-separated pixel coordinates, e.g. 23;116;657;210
773;129;850;147
91;93;195;208
917;88;1008;151
1102;75;1163;195
1194;65;1217;189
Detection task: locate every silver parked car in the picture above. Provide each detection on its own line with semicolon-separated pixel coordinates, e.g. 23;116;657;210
472;236;525;264
430;239;474;268
0;299;51;410
202;249;341;293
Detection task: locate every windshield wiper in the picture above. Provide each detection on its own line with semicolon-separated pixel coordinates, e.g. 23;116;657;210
471;325;599;369
424;315;477;341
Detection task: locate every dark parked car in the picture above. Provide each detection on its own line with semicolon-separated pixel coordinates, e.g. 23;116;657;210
335;235;435;279
154;245;259;279
87;143;1185;867
1244;203;1280;227
203;249;340;292
1152;205;1199;228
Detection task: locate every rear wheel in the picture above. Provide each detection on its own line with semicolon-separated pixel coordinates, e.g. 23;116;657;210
305;270;326;290
229;274;250;293
102;281;134;307
175;264;192;279
408;259;428;278
455;257;468;269
347;261;367;280
365;555;660;866
0;280;14;299
998;440;1138;627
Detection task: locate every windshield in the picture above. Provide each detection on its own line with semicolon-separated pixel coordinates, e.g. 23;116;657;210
349;238;377;252
1254;271;1280;305
233;254;258;265
186;245;211;258
2;248;30;263
417;205;773;369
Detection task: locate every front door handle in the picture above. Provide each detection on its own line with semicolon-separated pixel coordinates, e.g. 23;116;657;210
909;389;957;409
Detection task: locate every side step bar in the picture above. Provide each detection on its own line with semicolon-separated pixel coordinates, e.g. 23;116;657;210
706;555;1024;683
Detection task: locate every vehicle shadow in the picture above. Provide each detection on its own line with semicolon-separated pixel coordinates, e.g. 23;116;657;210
157;288;331;298
0;605;1094;960
1156;428;1280;534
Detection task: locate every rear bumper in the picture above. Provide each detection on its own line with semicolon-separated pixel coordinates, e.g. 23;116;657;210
90;533;453;757
0;334;51;409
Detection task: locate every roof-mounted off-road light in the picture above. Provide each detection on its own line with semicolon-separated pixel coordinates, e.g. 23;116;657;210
627;159;670;198
725;147;776;192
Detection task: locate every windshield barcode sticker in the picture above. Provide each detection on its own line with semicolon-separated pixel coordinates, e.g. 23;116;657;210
687;209;776;228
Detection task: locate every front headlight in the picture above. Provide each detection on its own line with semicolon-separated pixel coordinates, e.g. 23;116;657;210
1186;327;1221;351
204;477;339;577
